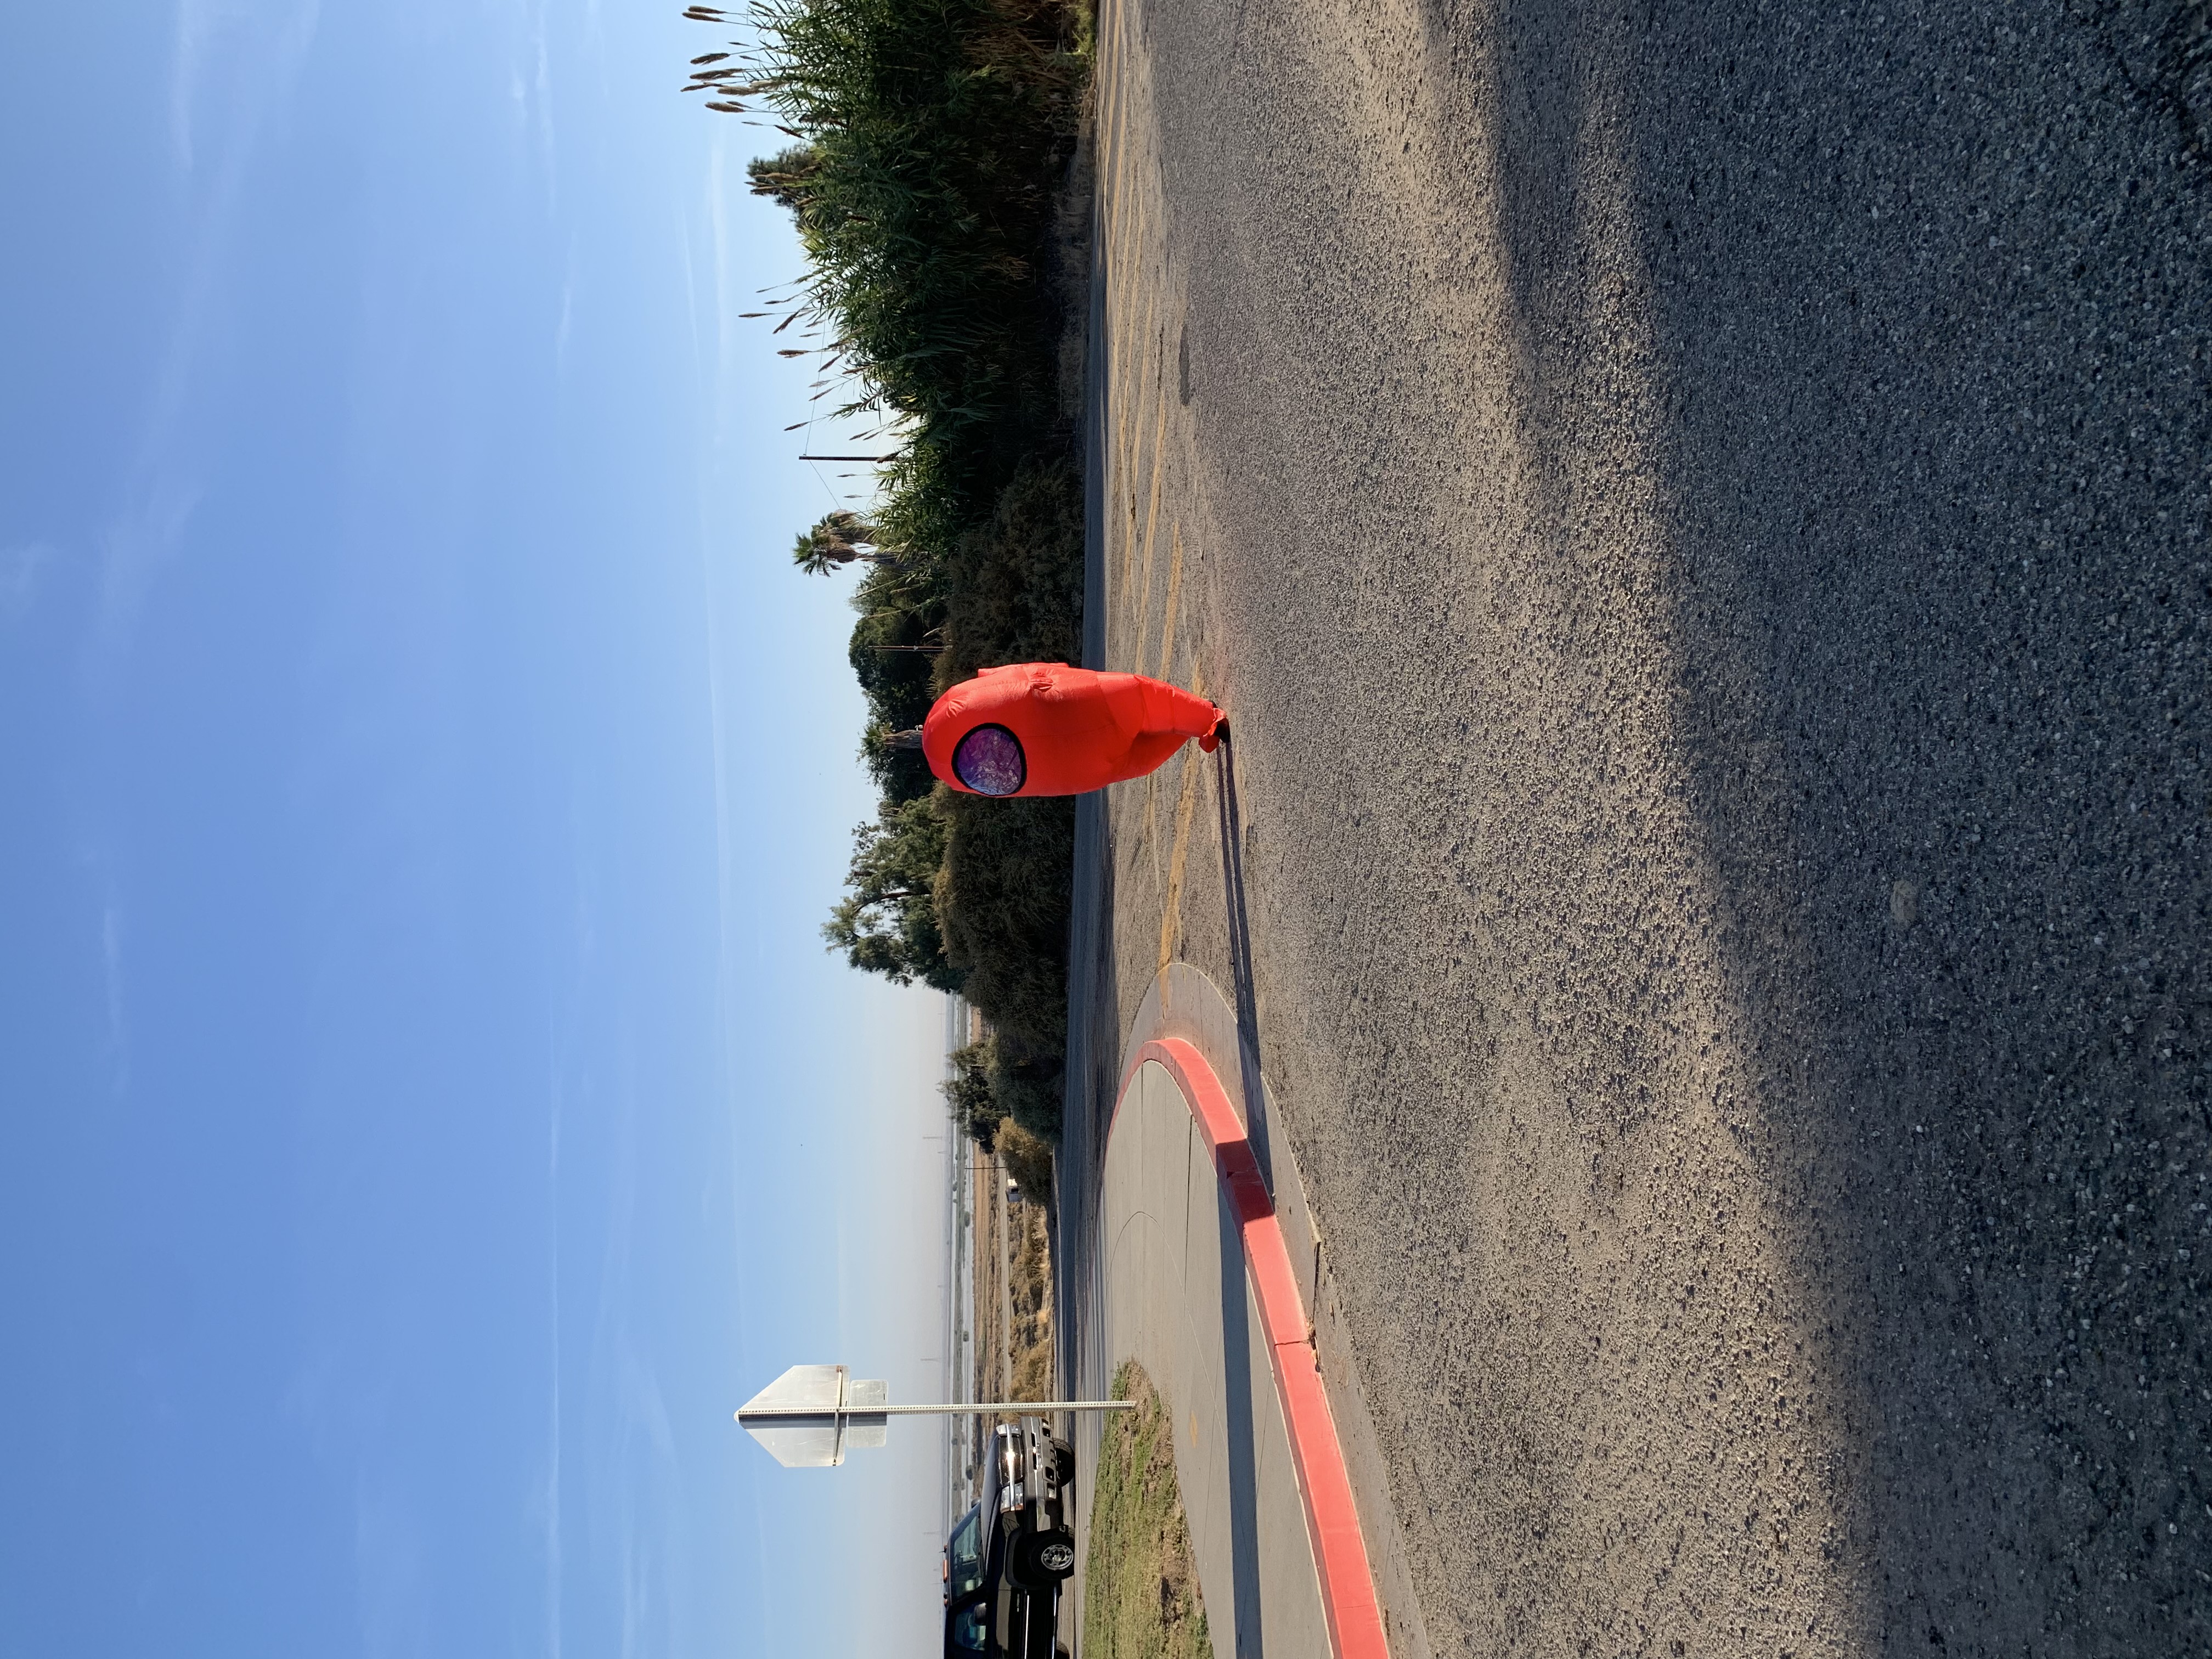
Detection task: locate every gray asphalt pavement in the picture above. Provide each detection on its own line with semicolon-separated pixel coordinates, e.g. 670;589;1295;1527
1061;1;2211;1654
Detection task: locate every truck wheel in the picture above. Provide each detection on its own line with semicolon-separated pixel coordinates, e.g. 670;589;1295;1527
1052;1441;1075;1486
1015;1528;1076;1584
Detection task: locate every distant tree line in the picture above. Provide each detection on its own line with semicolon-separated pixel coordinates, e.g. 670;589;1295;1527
684;0;1092;1145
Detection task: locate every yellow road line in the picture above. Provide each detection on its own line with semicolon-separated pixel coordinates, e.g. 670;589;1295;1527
1114;158;1146;320
1153;521;1185;680
1108;85;1151;491
1110;258;1152;517
1122;373;1165;614
1102;53;1137;335
1145;768;1162;893
1115;259;1154;528
1132;378;1169;625
1156;670;1209;978
1096;106;1126;493
1101;28;1133;276
1105;49;1142;306
1094;2;1136;535
1094;10;1157;669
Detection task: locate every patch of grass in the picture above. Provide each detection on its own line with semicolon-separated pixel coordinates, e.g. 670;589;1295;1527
1083;1363;1213;1659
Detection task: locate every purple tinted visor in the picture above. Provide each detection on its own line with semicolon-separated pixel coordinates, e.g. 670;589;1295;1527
951;724;1025;796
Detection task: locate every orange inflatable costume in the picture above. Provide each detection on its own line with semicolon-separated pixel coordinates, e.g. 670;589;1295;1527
923;664;1225;797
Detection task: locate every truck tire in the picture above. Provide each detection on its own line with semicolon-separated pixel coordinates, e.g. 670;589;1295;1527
1014;1528;1077;1584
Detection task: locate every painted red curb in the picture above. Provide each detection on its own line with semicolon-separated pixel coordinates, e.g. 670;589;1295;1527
1113;1037;1390;1659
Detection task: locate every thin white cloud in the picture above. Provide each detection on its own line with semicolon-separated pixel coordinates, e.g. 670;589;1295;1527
167;0;237;173
534;12;557;200
101;894;128;1092
502;0;560;209
94;474;201;676
708;145;733;382
540;1097;565;1659
106;0;323;677
618;1352;680;1659
354;1480;428;1659
622;1351;678;1464
0;541;56;622
678;214;703;383
170;0;322;174
556;255;578;380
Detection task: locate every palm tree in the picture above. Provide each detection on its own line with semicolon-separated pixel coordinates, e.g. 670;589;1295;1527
789;510;911;575
821;509;880;545
791;531;861;574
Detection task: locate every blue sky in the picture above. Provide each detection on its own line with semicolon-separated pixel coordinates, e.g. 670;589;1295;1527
0;3;955;1655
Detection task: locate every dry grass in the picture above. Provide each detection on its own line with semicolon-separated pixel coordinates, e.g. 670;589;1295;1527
1008;1194;1054;1401
970;1143;1056;1406
1082;1363;1212;1659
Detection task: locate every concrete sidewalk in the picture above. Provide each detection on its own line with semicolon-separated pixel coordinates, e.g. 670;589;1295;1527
1063;965;1401;1659
1070;1066;1327;1659
1071;1050;1329;1659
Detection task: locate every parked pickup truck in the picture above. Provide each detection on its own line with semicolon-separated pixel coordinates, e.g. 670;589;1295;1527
943;1416;1077;1659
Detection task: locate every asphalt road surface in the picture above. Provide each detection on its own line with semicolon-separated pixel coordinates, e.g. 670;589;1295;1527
1062;1;2210;1654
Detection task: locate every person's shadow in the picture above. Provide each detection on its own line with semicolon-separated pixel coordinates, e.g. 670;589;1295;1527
1059;730;1279;1659
1210;730;1273;1659
1212;732;1272;1193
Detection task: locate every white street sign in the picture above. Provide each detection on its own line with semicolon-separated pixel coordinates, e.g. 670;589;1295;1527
733;1363;1132;1468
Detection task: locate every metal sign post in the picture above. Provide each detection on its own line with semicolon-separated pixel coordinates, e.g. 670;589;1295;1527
735;1364;1133;1468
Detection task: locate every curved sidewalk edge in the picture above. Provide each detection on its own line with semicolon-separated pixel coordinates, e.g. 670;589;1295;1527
1113;1036;1391;1659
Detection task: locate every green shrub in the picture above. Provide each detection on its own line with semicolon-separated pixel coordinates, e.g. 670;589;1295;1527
923;457;1084;1135
829;455;1085;1141
996;1117;1054;1204
832;467;1083;1131
989;1061;1063;1141
822;793;960;990
936;791;1072;1046
742;0;1086;473
942;1040;1001;1146
934;456;1085;691
943;1032;1063;1145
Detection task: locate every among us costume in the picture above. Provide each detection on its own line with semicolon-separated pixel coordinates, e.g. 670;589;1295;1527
922;664;1225;797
